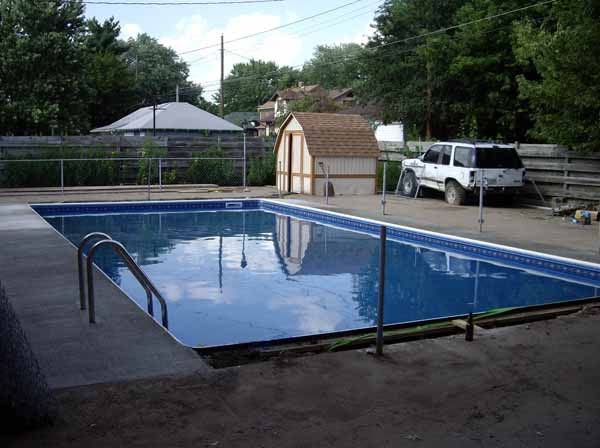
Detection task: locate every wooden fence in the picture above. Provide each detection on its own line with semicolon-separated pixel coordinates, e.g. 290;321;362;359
380;141;600;203
0;135;274;158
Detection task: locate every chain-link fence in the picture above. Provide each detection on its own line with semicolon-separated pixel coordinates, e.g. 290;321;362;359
0;154;276;190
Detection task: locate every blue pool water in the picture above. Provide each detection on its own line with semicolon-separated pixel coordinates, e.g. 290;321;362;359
43;206;598;347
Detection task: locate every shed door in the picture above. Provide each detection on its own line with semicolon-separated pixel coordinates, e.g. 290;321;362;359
290;134;304;193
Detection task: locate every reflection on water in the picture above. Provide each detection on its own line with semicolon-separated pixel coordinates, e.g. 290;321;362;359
46;210;596;346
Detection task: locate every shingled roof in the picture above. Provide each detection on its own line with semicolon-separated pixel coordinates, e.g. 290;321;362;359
276;112;379;157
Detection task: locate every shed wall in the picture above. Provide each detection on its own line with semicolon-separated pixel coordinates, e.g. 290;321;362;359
313;156;376;195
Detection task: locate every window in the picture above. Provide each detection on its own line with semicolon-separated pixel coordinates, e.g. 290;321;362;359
475;147;524;169
423;145;441;163
440;145;452;165
453;146;475;168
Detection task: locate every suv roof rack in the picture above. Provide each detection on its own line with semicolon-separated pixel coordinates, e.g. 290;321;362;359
446;139;506;145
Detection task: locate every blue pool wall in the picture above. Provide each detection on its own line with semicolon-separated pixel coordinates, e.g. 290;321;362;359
32;199;600;287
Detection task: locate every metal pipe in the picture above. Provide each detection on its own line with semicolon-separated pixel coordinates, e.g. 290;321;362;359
325;165;330;205
77;232;112;310
478;170;485;233
158;158;162;190
381;161;387;215
86;239;168;328
147;158;151;201
243;133;247;190
60;159;64;194
376;226;387;355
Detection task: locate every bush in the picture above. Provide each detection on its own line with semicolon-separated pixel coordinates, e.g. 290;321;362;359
187;148;236;186
162;169;177;185
136;140;166;185
247;153;276;186
377;161;402;192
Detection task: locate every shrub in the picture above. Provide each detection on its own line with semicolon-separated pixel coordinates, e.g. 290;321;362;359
187;148;236;186
247;153;276;186
377;161;402;192
162;170;177;185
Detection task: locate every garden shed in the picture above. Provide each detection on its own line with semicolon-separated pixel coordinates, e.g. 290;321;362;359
274;112;379;195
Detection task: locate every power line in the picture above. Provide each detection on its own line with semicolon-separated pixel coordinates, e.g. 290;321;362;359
67;0;283;5
191;0;556;89
179;0;366;54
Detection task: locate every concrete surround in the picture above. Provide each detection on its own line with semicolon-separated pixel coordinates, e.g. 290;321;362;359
0;204;207;389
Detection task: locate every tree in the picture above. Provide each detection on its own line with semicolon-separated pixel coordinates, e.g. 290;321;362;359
84;17;136;129
214;59;301;114
447;0;550;141
124;33;189;106
514;0;600;151
0;0;89;134
361;0;464;139
302;43;365;90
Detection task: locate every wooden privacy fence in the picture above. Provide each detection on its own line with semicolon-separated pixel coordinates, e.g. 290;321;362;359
0;135;274;158
382;141;600;203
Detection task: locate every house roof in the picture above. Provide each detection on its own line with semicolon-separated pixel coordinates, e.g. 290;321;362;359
257;101;275;110
271;85;323;101
328;88;354;100
91;102;242;133
224;111;259;127
275;112;379;158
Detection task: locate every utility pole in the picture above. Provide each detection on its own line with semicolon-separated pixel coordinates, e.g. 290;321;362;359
220;33;225;118
176;85;179;103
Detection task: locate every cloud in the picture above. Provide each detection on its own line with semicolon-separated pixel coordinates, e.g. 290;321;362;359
121;23;142;40
158;13;305;98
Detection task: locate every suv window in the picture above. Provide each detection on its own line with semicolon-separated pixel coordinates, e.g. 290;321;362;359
453;146;475;168
423;145;442;163
440;145;452;165
475;147;523;169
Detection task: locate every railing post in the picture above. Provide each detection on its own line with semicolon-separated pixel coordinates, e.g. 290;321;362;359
325;165;330;205
381;161;387;215
158;158;162;190
60;159;64;194
243;133;248;190
147;158;151;201
478;169;485;233
376;226;387;355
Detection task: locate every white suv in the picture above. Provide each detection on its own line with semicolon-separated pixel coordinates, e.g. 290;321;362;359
400;141;526;205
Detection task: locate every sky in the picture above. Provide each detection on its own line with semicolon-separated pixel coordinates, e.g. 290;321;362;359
84;0;382;98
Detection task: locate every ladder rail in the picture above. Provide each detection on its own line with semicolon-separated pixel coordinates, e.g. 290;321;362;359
77;232;112;310
85;239;169;328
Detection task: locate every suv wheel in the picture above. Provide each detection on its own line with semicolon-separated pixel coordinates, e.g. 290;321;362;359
401;171;418;197
445;180;467;205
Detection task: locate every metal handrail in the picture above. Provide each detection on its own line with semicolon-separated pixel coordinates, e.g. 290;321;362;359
77;232;112;310
85;239;169;328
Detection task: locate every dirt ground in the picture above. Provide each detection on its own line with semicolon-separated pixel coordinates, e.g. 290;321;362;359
6;309;600;448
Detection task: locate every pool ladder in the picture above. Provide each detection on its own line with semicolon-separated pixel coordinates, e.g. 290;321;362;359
77;232;169;328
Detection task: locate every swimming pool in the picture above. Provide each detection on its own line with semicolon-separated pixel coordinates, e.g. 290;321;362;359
34;199;600;348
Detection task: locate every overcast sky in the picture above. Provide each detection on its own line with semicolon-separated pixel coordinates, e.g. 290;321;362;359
85;0;381;96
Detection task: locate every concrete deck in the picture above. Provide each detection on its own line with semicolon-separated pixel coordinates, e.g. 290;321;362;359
0;204;208;389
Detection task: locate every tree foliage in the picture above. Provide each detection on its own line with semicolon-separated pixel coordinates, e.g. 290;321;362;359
0;0;89;134
514;0;600;151
302;43;365;90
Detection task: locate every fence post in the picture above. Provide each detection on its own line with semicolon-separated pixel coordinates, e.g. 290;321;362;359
376;226;387;355
60;159;64;194
381;161;387;215
147;158;151;201
325;165;330;205
478;169;485;232
158;158;162;190
278;161;282;198
243;134;248;191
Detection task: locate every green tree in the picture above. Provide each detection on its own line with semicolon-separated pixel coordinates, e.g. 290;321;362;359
85;17;136;129
514;0;600;151
447;0;550;141
124;33;189;105
302;43;365;90
214;59;301;114
0;0;89;134
361;0;464;138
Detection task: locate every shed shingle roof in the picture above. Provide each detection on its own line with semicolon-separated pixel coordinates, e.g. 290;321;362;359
280;112;379;157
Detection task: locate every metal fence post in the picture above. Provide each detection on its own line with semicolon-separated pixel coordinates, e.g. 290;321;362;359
478;169;485;232
158;158;162;190
147;158;151;201
381;161;387;215
376;225;387;355
60;159;64;194
325;165;330;205
243;134;248;191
